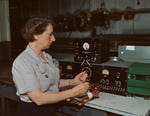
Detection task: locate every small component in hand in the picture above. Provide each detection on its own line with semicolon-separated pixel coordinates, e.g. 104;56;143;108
87;91;93;99
67;84;101;108
90;84;101;94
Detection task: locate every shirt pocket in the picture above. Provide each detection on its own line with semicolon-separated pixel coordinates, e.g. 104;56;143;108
35;63;51;91
36;62;47;74
39;72;51;91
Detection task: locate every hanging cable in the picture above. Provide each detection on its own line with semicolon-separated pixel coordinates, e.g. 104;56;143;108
100;0;105;9
137;0;140;5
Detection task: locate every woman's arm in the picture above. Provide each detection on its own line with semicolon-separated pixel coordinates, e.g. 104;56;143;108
59;71;88;88
59;79;74;88
27;82;89;106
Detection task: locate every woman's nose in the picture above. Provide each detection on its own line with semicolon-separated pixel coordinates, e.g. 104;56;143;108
51;35;55;42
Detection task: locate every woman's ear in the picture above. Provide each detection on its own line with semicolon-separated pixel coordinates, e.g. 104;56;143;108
33;35;38;40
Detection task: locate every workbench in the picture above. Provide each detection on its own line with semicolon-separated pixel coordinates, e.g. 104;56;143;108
86;92;150;116
0;53;150;116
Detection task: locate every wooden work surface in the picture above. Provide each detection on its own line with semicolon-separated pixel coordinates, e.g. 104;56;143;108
0;60;14;86
0;77;14;86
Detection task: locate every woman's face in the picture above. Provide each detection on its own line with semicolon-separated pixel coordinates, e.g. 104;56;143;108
35;24;55;50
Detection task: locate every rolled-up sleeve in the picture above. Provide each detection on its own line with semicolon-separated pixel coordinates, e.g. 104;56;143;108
12;58;40;95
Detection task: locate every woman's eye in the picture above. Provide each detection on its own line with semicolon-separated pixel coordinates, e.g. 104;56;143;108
49;33;52;36
49;32;55;37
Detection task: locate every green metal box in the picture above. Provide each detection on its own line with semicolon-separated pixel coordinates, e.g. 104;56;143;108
128;63;150;97
118;45;150;63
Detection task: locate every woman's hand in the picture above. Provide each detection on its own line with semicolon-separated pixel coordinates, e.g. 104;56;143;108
71;82;89;97
74;71;88;85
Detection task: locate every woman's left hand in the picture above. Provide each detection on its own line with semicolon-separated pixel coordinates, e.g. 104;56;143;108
74;71;88;85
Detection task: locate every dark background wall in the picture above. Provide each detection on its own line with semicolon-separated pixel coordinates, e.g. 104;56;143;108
8;0;150;55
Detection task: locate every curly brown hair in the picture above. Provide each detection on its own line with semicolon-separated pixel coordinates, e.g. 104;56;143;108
22;17;54;42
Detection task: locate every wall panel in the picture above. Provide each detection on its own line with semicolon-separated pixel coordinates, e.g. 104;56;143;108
0;0;10;42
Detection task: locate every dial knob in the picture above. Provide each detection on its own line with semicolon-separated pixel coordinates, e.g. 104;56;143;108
82;67;92;81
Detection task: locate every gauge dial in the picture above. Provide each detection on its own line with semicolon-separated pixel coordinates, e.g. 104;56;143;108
83;42;90;50
102;69;109;75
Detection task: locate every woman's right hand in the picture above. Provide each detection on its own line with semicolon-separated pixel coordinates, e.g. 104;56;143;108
71;82;90;97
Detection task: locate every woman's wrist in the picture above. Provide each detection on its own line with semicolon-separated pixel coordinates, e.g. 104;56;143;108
67;87;77;97
68;79;75;87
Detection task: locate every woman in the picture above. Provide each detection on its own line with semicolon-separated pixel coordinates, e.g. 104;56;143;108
12;17;89;116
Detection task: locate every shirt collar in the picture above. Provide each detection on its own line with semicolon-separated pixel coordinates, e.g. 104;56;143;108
25;45;47;63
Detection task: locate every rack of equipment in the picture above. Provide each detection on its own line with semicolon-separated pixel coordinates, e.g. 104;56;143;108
58;42;150;98
97;61;132;96
73;38;109;63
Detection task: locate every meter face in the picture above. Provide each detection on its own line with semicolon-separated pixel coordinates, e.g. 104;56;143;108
102;69;109;75
83;42;90;50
